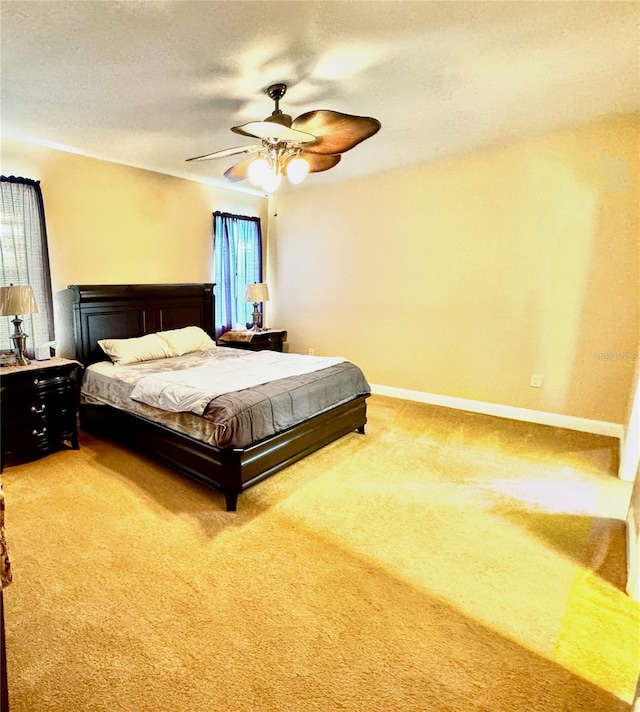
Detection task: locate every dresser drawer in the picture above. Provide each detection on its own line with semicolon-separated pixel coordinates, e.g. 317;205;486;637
257;333;284;351
1;369;72;397
2;410;77;460
2;382;75;424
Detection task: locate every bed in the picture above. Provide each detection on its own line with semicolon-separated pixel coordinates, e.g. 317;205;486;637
69;283;369;511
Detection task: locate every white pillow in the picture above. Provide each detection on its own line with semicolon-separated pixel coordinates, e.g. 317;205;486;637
98;333;176;364
156;326;216;356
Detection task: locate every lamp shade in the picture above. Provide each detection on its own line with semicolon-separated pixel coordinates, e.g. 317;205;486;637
0;285;38;316
245;283;270;303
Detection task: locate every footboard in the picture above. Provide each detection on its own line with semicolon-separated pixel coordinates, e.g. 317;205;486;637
80;395;367;511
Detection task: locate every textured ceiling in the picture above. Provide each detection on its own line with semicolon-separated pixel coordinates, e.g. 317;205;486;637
2;1;639;195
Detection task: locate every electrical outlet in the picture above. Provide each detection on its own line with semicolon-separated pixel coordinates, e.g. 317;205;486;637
308;348;315;356
530;374;543;388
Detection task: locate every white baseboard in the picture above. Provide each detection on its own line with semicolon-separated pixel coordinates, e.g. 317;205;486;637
627;505;640;602
369;384;624;440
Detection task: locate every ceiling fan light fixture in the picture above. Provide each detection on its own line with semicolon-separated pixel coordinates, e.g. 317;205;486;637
286;156;310;184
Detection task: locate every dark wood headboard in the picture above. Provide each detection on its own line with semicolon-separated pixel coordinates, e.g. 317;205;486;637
68;283;215;365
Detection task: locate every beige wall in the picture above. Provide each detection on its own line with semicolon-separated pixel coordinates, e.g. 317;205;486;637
1;139;267;356
268;114;639;424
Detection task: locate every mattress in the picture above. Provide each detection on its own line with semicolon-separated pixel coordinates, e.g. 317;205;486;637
81;347;370;448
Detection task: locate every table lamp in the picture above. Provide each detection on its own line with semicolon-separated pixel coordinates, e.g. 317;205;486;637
0;284;39;365
245;283;269;332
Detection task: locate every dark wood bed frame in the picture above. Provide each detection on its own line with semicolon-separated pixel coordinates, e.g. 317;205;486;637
69;283;367;511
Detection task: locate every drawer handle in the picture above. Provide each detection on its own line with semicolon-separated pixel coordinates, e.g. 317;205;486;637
33;378;39;385
31;404;46;414
32;427;47;437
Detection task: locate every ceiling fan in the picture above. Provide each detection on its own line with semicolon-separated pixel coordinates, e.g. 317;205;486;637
186;83;381;193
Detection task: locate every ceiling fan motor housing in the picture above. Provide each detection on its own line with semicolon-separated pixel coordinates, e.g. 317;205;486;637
265;113;293;127
265;83;292;126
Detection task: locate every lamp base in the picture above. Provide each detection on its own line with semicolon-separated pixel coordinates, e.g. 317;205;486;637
250;301;263;332
10;316;30;366
14;352;30;366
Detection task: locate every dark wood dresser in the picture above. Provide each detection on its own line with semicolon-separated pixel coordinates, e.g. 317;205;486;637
216;329;287;352
0;483;10;711
0;357;81;471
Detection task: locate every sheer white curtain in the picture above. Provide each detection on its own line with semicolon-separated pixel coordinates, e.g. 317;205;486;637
0;177;54;354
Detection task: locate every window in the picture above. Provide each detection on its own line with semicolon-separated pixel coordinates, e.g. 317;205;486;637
0;176;54;353
213;211;263;335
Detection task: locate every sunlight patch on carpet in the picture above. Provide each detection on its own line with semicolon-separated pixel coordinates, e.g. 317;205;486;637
275;475;591;660
554;568;640;703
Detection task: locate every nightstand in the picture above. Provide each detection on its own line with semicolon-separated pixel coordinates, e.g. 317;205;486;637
0;357;82;471
216;329;287;352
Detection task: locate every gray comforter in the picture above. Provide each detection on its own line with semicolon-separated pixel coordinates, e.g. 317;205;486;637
81;347;370;448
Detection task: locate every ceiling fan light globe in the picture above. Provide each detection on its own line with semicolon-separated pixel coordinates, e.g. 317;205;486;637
261;169;281;194
248;157;270;186
286;157;309;184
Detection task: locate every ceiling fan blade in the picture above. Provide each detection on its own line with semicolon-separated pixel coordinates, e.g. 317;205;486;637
186;144;261;162
301;152;341;174
291;110;381;155
223;156;256;182
231;121;316;143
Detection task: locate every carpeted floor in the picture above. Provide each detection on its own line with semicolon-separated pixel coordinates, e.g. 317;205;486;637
2;395;639;711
